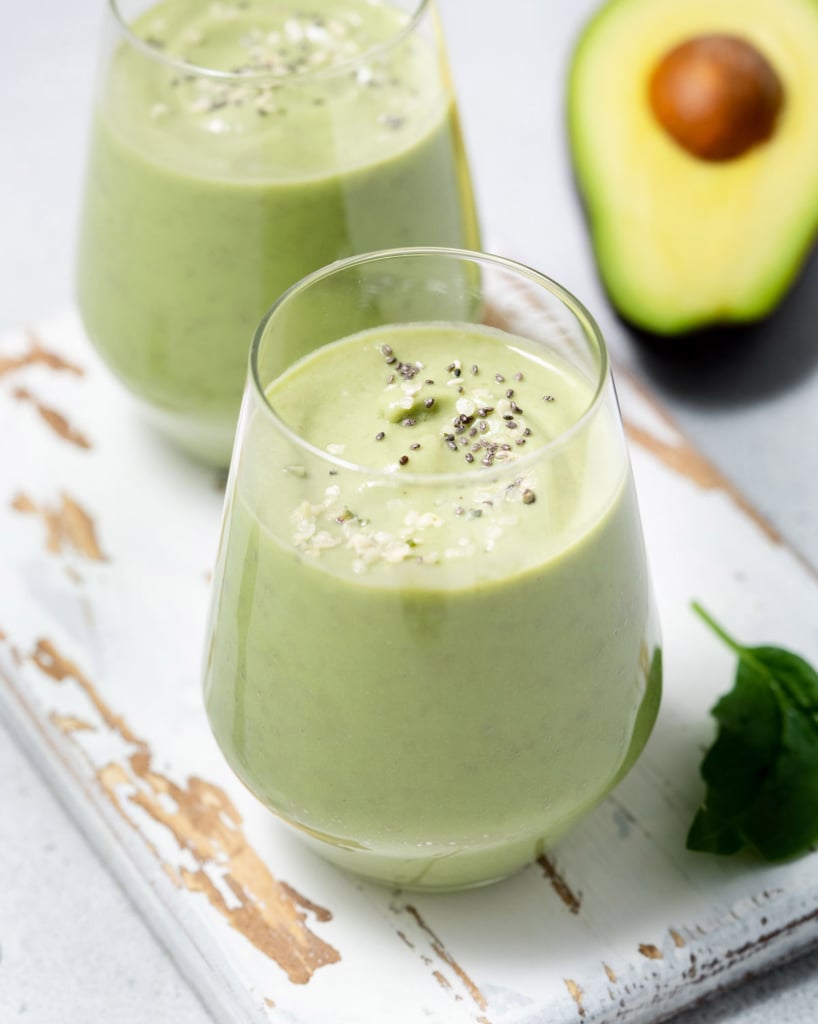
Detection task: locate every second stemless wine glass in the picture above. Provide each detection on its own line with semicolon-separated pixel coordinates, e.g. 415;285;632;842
76;0;479;465
203;248;662;892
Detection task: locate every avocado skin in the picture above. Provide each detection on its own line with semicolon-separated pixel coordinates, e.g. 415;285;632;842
567;0;818;337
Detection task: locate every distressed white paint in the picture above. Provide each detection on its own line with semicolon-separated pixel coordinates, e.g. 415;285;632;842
2;312;818;1024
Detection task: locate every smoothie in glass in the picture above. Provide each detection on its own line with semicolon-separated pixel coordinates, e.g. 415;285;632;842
77;0;478;464
203;250;661;891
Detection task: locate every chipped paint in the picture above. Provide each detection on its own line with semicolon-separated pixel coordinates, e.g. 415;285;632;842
624;424;785;551
11;386;91;448
670;929;687;948
433;970;452;990
639;943;663;960
603;963;617;983
33;639;139;744
278;881;333;924
718;905;818;971
98;762;132;789
49;711;95;734
403;904;490;1016
27;636;340;985
11;492;106;561
0;331;83;378
620;375;790;554
564;978;586;1017
538;854;581;914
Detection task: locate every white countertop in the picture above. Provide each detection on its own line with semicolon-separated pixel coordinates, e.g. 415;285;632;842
2;1;817;1021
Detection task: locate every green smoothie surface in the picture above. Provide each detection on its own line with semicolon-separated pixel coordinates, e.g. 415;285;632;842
112;0;449;180
268;322;594;471
257;321;613;582
136;0;411;73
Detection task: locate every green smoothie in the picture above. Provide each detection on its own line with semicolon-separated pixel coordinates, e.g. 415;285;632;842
76;0;478;464
203;321;661;890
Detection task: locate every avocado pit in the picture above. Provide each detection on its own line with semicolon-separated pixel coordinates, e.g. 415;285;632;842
649;34;784;161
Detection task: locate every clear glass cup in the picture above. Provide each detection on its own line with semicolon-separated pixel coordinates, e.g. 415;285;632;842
76;0;479;466
203;248;662;891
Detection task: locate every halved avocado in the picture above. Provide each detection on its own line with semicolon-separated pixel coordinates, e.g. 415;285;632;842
567;0;818;335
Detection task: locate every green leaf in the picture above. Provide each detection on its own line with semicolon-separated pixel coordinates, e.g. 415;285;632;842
699;661;781;816
686;604;818;861
687;805;744;856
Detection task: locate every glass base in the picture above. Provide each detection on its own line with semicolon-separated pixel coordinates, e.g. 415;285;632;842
290;824;548;892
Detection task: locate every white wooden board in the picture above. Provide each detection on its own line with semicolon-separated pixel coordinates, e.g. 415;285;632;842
2;311;818;1024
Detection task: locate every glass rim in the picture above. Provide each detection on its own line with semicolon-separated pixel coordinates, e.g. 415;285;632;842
249;247;612;486
108;0;431;84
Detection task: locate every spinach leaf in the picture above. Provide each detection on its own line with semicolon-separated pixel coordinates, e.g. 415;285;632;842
687;603;818;861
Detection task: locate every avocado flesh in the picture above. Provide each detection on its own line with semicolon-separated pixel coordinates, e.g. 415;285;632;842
568;0;818;335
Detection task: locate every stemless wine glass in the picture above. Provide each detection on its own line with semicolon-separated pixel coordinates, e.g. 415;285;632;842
76;0;479;466
203;248;662;892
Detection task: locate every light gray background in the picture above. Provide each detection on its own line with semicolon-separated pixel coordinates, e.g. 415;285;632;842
1;1;817;1021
